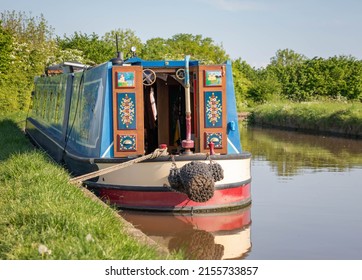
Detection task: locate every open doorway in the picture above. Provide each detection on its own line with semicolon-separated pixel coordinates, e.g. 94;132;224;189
143;85;158;154
143;70;195;154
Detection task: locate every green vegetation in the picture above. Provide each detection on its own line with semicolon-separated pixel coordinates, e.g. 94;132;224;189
234;49;362;107
141;33;228;64
236;49;362;135
249;101;362;138
56;31;229;65
1;10;361;116
0;12;55;112
0;11;229;113
0;113;173;259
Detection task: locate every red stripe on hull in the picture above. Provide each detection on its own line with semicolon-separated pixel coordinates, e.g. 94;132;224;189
94;183;251;212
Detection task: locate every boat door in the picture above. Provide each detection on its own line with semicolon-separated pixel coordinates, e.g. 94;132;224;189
195;65;227;154
112;66;144;157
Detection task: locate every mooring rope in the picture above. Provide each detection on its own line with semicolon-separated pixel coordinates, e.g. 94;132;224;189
69;148;168;184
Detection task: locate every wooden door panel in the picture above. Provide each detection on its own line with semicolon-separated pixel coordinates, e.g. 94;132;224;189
197;65;227;154
112;66;144;157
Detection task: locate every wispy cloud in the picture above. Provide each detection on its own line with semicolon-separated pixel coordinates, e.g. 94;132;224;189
198;0;267;12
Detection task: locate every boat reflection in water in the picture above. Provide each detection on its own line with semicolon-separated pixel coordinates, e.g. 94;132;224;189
120;206;251;260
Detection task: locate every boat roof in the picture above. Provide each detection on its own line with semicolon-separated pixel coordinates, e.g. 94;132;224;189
44;57;200;77
124;56;199;67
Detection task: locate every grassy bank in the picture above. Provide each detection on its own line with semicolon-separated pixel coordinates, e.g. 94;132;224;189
248;101;362;138
0;113;172;260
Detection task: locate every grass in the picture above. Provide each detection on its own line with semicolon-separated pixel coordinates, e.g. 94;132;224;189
249;101;362;138
0;112;174;260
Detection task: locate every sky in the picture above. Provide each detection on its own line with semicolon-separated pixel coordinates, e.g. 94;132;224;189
1;0;362;68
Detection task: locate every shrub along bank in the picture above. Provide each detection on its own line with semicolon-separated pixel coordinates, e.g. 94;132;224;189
249;101;362;138
0;112;173;260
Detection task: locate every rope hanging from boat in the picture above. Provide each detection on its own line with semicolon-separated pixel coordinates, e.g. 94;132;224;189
167;156;224;203
69;148;168;184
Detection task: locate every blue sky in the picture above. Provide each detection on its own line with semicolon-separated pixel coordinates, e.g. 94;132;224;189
1;0;362;67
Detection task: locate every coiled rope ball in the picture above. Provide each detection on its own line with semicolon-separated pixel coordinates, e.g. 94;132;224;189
167;167;185;193
180;161;214;203
209;161;224;182
167;160;224;203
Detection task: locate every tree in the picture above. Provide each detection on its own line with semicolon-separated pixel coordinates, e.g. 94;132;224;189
232;58;282;105
103;28;143;60
268;49;307;100
267;50;362;101
270;48;306;67
57;32;113;64
141;33;229;64
0;23;15;111
1;11;55;112
247;69;282;103
141;37;169;60
309;55;362;100
0;23;13;75
232;58;254;108
56;29;143;64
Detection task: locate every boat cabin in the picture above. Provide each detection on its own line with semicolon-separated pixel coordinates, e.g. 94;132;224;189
27;54;242;167
114;58;228;155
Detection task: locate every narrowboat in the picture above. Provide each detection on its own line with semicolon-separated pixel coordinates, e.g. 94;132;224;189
25;49;252;212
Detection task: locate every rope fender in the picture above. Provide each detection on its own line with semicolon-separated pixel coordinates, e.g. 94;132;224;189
167;157;224;203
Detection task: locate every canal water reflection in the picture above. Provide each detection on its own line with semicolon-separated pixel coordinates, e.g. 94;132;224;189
120;126;362;259
121;207;251;260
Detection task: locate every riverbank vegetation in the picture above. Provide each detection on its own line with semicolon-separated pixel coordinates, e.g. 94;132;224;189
234;49;362;107
232;49;362;136
0;113;173;259
248;101;362;138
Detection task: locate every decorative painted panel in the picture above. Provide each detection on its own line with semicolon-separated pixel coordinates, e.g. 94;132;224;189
115;71;135;88
204;91;223;128
205;132;223;149
112;66;144;157
117;134;137;151
204;70;222;86
198;65;227;154
117;92;136;130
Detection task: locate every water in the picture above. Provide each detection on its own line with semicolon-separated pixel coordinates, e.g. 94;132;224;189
120;126;362;259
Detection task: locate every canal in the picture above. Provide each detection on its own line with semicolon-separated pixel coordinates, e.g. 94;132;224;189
120;126;362;259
